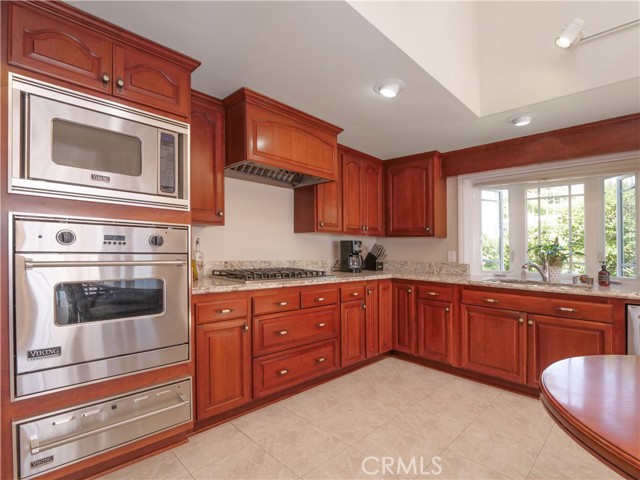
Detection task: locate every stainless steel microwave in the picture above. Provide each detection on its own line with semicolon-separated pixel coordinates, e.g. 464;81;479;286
9;74;189;209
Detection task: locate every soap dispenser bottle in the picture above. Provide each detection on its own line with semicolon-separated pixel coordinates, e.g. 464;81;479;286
194;238;204;281
597;262;610;287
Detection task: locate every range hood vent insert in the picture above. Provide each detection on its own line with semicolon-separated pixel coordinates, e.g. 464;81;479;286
225;161;330;189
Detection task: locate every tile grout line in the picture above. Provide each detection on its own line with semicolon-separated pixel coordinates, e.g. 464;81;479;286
524;422;555;479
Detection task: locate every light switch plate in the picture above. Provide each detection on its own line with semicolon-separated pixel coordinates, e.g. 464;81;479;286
447;250;456;262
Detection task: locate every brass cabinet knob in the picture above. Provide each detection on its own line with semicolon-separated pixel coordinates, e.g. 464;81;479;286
367;289;373;295
101;73;110;84
425;226;431;232
445;307;450;312
407;289;412;294
319;221;325;227
217;210;224;217
243;324;249;332
518;318;524;324
362;304;367;310
116;78;125;88
528;320;533;326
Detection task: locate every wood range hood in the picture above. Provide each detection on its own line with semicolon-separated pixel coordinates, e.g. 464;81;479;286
223;87;343;188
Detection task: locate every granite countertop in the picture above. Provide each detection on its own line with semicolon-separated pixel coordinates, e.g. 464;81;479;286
193;270;640;301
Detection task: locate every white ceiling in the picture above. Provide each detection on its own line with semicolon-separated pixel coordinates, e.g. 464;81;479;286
69;1;640;159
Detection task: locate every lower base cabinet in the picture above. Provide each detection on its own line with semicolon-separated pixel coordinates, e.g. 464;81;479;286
341;300;367;367
392;282;416;354
528;314;612;388
196;318;252;419
417;299;452;364
253;340;339;398
461;289;615;387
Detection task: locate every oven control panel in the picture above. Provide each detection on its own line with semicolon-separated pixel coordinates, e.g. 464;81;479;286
14;216;188;254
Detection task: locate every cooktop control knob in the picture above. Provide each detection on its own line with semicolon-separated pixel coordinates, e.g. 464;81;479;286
149;234;165;247
56;230;76;245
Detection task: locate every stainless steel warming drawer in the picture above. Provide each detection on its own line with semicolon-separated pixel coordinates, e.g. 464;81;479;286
14;378;192;479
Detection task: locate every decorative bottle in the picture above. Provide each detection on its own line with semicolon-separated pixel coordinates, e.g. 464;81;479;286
194;238;204;281
597;262;610;287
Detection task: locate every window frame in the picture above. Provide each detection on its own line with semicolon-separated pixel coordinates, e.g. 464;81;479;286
459;153;640;281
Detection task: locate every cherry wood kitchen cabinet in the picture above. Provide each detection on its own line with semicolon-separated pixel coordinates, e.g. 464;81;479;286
378;281;393;353
385;152;446;237
251;285;340;397
224;88;342;180
527;314;612;388
8;2;199;117
190;91;225;225
416;284;454;365
340;284;367;367
293;179;343;233
460;287;616;387
392;282;416;355
460;304;527;384
341;146;384;236
195;293;252;420
365;283;380;358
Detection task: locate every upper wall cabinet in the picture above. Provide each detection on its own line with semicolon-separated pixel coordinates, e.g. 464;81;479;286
8;1;200;117
293;178;343;233
223;88;343;181
191;91;225;225
341;146;384;237
385;152;447;237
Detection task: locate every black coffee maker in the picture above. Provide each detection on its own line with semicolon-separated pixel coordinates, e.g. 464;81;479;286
340;240;363;273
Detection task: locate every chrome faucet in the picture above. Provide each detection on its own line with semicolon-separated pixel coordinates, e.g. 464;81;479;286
522;260;550;282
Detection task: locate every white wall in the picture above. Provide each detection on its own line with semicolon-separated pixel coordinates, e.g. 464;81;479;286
193;177;460;264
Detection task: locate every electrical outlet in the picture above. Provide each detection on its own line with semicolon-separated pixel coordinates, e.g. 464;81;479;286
447;250;456;262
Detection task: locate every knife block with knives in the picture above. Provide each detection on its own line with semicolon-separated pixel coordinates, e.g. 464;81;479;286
365;244;385;271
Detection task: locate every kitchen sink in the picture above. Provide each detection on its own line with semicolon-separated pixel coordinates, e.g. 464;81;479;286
482;278;593;289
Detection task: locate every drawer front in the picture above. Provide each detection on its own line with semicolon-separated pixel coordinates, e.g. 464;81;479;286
301;287;339;308
196;298;248;324
462;289;613;323
253;291;301;315
253;305;338;356
418;283;454;301
253;340;339;398
341;284;366;302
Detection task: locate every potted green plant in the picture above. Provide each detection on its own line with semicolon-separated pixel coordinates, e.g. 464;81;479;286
527;237;572;267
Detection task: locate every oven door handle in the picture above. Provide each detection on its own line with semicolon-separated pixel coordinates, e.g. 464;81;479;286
29;397;190;455
24;259;187;269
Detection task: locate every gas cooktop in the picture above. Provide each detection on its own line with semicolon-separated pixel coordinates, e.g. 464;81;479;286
211;268;333;283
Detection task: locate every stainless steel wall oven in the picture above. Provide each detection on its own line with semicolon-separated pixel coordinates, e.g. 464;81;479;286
10;214;190;398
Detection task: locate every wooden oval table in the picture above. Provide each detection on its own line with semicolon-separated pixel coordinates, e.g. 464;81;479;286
539;355;640;480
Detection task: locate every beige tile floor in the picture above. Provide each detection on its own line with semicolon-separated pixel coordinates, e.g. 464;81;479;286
101;358;623;480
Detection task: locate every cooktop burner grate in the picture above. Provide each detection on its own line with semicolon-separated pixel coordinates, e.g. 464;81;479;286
211;268;332;283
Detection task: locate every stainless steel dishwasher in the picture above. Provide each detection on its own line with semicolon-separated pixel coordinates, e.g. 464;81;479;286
628;305;640;354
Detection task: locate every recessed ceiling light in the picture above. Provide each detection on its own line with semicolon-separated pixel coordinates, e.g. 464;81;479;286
508;114;533;127
373;79;406;98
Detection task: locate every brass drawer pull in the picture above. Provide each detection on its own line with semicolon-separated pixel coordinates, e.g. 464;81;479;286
315;297;325;302
276;330;288;336
483;298;499;303
556;307;578;313
277;302;289;306
427;291;440;296
218;308;234;314
316;322;327;328
351;292;359;296
316;357;326;363
277;369;289;376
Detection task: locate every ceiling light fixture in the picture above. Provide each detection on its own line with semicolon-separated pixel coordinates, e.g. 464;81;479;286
373;79;406;98
508;114;533;127
555;17;640;49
